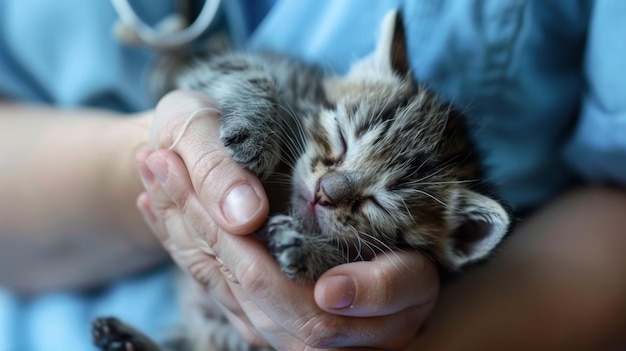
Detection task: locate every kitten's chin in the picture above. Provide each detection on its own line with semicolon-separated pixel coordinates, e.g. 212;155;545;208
293;195;323;233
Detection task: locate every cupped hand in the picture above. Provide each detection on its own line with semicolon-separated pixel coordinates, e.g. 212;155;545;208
136;90;440;350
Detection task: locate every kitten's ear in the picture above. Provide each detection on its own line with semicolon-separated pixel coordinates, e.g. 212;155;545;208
345;10;410;80
446;189;511;268
374;9;410;77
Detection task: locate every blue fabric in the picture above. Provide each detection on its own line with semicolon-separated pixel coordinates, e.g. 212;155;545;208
1;0;626;350
0;269;178;351
0;0;172;110
563;1;626;184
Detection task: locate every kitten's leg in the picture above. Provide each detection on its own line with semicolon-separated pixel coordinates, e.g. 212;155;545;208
92;317;165;351
174;54;300;179
260;215;345;281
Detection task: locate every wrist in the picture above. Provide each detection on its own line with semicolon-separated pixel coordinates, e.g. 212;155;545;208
102;110;157;245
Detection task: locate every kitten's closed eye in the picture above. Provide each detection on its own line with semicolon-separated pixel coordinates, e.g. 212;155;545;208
336;126;348;160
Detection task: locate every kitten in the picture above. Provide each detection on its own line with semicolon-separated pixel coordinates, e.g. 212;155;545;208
93;10;510;351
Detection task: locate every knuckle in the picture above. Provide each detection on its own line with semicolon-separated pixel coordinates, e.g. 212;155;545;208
194;149;231;199
144;179;174;211
154;91;218;148
200;228;219;255
187;257;219;288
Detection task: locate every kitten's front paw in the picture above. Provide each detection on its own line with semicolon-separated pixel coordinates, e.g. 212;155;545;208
220;117;280;179
263;215;310;280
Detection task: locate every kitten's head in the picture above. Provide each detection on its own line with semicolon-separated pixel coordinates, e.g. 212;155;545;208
291;10;510;270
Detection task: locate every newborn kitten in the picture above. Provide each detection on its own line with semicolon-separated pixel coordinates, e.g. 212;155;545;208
93;10;510;351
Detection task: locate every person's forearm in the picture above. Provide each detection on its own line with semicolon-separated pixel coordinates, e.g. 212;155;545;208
411;187;626;350
0;103;167;293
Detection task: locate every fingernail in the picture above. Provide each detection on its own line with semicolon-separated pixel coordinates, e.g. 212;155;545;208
145;155;168;184
222;183;262;225
325;275;356;309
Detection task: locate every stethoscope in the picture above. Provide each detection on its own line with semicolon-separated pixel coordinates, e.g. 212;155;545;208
110;0;221;50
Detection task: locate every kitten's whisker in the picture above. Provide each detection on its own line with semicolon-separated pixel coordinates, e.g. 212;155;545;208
358;231;395;254
358;238;379;261
407;154;462;184
408;179;481;186
282;102;308;152
405;156;434;179
340;237;351;264
359;231;410;272
397;196;417;225
262;173;294;186
356;232;396;266
353;233;365;262
261;180;293;187
270;124;301;163
406;189;458;211
253;114;301;168
274;135;301;169
435;104;453;144
257;128;298;170
277;103;307;156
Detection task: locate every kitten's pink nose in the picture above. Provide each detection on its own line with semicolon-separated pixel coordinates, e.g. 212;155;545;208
315;172;353;206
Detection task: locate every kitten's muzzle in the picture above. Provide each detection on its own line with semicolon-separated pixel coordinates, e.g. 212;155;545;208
315;172;355;207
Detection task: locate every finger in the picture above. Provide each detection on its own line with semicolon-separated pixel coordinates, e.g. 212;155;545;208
138;149;221;277
143;149;223;254
136;150;172;209
138;148;271;346
215;237;428;349
141;148;260;286
229;273;428;350
314;251;440;317
136;192;160;235
136;149;173;243
152;90;268;235
137;149;198;250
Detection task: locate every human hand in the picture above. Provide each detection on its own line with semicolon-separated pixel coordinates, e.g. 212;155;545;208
136;90;440;350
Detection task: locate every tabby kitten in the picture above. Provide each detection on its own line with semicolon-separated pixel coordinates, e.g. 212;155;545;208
93;10;510;351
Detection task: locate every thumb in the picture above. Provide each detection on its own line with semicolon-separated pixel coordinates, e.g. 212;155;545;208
150;89;269;234
314;251;439;317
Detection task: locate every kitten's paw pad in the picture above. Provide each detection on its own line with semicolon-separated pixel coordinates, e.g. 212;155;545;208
92;317;144;351
265;215;309;280
221;122;279;179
